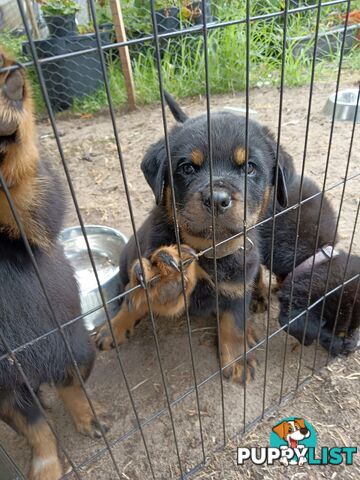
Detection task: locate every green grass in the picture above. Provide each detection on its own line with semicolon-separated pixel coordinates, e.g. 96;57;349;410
1;0;359;115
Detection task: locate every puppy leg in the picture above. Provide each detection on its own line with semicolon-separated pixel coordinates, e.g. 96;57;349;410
251;265;269;313
0;391;62;480
219;310;258;384
57;365;111;439
96;244;198;351
279;307;319;347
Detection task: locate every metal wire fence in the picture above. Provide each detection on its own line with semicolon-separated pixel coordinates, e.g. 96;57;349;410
0;0;359;478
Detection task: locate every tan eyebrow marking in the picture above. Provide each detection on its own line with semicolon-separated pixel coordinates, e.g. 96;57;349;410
191;149;204;166
234;147;246;165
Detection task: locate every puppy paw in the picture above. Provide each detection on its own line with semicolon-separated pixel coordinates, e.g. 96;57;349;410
342;330;359;355
95;319;133;351
72;400;112;439
95;244;198;351
324;329;359;357
128;244;198;316
29;458;62;480
250;292;268;313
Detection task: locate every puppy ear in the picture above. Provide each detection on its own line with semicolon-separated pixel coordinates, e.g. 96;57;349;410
262;126;292;209
141;139;167;204
295;419;306;429
272;421;286;439
275;163;288;208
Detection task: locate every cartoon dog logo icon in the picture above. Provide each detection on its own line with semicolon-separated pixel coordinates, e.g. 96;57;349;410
272;418;311;466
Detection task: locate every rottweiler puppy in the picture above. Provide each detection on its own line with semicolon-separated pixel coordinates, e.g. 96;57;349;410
260;173;359;355
0;51;110;480
96;92;290;383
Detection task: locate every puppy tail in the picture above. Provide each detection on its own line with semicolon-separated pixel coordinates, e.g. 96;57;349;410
163;90;188;123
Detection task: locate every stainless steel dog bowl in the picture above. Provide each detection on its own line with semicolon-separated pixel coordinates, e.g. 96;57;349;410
323;89;359;123
59;225;128;331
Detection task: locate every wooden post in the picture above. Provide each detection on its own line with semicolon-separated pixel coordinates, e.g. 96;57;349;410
24;0;40;39
110;0;136;110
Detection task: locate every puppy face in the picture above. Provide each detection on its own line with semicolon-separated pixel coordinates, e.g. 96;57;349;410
272;419;310;447
142;111;288;246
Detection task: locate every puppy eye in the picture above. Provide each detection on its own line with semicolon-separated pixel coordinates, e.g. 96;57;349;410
247;162;256;175
182;163;195;175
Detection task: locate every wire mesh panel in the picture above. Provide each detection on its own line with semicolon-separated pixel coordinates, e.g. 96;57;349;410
0;0;359;479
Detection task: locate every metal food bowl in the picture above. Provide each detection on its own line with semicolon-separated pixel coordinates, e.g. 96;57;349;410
323;89;359;123
59;225;128;331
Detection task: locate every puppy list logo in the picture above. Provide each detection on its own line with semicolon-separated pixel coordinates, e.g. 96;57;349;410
237;417;357;467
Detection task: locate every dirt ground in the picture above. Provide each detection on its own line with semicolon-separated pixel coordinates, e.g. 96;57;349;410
0;79;359;479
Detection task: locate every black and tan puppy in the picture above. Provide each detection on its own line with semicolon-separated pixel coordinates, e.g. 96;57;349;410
96;92;291;382
261;173;359;355
0;51;110;479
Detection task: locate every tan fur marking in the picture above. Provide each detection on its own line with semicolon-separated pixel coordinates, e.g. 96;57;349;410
220;311;257;383
251;265;269;313
234;147;246;165
218;280;253;299
0;49;49;249
257;185;272;222
164;184;174;222
0;399;62;480
0;175;51;249
191;149;204;166
57;385;110;438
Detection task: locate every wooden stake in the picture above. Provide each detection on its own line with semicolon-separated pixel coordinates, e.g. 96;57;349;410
110;0;136;110
24;0;40;39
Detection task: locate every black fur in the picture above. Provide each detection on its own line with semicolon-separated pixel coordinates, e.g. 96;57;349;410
279;252;360;356
140;112;290;210
0;161;95;419
119;93;294;363
260;173;338;279
260;172;359;355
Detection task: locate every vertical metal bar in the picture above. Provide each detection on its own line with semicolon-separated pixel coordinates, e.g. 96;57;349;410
17;0;155;476
149;0;206;467
312;85;360;372
0;172;81;479
200;0;227;447
242;0;250;433
278;0;323;402
295;0;351;388
262;0;289;413
88;0;184;476
3;6;122;470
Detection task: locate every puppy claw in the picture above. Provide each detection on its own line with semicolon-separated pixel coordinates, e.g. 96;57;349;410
134;262;146;288
95;328;115;351
76;410;113;439
180;245;198;260
126;295;133;312
90;415;112;439
157;251;180;272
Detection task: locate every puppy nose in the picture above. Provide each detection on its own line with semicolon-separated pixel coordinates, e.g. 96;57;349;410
300;428;308;435
203;190;232;214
